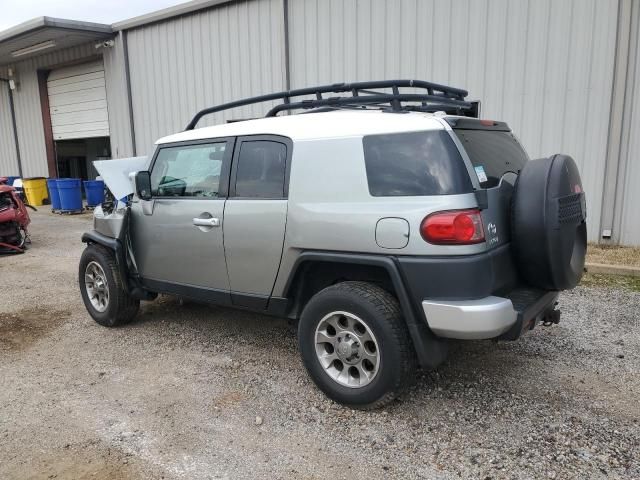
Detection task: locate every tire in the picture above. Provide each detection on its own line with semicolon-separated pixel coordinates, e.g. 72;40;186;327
298;281;416;409
79;244;139;327
17;226;27;250
512;154;587;290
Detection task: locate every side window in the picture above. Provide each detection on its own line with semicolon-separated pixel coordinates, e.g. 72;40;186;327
150;142;227;197
363;130;473;196
234;140;287;198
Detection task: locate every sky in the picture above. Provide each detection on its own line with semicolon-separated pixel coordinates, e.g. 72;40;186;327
0;0;190;31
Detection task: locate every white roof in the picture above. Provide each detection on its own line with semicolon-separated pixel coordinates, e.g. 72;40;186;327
156;110;446;145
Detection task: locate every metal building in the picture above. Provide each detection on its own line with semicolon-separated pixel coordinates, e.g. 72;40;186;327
0;0;638;245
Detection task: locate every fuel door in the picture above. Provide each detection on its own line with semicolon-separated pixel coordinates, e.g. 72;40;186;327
375;217;410;249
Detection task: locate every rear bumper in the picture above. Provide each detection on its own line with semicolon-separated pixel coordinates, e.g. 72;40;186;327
421;290;559;340
422;296;516;339
396;244;559;340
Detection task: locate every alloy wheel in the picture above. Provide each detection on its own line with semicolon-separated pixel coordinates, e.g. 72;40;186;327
85;261;109;313
314;311;380;388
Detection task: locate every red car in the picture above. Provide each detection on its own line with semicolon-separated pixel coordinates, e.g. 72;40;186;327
0;177;35;253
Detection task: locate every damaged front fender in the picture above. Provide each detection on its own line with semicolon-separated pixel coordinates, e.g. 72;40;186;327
93;204;126;239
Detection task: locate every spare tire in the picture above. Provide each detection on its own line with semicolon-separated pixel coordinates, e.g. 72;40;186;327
512;154;587;291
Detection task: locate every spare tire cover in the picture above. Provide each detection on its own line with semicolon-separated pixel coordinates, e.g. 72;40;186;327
512;154;587;291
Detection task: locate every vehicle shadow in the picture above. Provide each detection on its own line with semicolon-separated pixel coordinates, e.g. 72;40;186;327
129;294;557;408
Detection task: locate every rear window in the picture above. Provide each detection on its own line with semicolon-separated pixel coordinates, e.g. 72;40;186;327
362;130;473;196
453;130;529;188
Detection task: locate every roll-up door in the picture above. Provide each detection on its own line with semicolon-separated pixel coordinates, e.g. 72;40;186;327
47;60;110;140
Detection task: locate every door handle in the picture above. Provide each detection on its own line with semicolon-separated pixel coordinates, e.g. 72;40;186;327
193;217;220;227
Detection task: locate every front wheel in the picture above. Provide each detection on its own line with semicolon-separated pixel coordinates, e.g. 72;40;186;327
79;244;139;327
298;281;416;409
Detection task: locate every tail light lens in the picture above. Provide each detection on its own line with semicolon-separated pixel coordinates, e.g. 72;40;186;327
420;209;485;245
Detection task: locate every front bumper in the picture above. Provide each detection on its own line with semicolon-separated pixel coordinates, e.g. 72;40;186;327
422;289;559;340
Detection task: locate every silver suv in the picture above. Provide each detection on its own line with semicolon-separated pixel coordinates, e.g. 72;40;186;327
79;81;587;408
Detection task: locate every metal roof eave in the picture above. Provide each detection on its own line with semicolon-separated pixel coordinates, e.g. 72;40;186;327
0;17;113;66
112;0;236;31
0;0;242;65
0;17;112;44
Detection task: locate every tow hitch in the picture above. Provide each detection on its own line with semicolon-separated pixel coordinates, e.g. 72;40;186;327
541;304;561;326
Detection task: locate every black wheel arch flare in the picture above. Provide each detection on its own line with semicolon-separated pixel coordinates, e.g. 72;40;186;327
283;251;449;369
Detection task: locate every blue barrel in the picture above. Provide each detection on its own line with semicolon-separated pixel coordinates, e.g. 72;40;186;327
83;180;105;207
47;179;62;211
57;178;83;212
6;176;20;186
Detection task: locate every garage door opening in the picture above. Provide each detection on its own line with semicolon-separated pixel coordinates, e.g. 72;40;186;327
47;60;111;179
55;137;111;180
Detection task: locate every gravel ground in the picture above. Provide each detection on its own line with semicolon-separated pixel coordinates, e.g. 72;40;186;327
0;210;638;480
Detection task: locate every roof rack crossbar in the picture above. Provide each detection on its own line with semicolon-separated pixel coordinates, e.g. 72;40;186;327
265;94;470;117
185;79;470;130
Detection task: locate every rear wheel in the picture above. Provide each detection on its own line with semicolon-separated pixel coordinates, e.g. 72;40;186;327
79;244;139;327
298;281;416;409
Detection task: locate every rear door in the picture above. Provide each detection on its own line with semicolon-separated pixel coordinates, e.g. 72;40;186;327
130;138;234;299
449;119;529;250
223;135;290;308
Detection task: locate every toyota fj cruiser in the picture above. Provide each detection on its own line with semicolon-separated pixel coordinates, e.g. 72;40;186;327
79;80;587;408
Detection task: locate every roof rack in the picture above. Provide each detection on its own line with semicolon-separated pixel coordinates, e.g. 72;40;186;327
185;79;472;130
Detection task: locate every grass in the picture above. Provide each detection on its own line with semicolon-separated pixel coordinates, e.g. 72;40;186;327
579;244;640;291
579;272;640;292
586;243;640;268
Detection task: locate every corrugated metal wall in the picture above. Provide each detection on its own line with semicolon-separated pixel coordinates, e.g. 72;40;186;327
126;0;286;155
617;0;640;245
0;44;102;177
288;0;619;241
0;58;47;178
0;0;638;244
0;84;19;175
103;33;135;158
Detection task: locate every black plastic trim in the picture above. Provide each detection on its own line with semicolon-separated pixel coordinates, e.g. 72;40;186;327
396;243;519;303
500;290;559;340
284;251;449;369
81;229;156;301
138;280;288;317
445;117;511;131
81;230;128;295
82;230;120;251
142;278;232;306
231;291;268;309
266;296;290;317
474;189;488;209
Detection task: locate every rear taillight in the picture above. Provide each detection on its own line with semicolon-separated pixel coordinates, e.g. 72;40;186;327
420;209;485;245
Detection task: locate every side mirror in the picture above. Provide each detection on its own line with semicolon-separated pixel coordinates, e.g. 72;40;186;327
135;171;152;200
